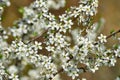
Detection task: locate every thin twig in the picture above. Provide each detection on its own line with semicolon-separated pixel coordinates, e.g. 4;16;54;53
106;29;120;39
27;29;48;44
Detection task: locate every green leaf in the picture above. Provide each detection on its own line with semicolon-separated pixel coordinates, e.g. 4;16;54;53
113;44;119;49
0;54;3;59
33;32;38;36
110;29;115;34
38;13;43;18
18;7;24;14
66;8;70;12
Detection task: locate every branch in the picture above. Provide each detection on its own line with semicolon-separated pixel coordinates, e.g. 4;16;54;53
26;21;120;80
106;29;120;39
27;29;48;44
26;28;120;80
50;29;120;80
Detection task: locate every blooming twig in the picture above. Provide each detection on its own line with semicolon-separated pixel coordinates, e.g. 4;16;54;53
49;29;120;80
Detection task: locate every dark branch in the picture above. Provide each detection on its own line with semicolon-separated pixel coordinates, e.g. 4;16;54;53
107;29;120;39
27;29;48;44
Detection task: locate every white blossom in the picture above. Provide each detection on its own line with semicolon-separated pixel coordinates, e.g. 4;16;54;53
9;74;19;80
98;34;107;43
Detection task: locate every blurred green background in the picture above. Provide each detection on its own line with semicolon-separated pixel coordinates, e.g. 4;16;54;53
2;0;120;80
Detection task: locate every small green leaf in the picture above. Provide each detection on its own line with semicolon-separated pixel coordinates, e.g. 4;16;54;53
110;29;115;34
38;13;43;18
0;54;3;59
33;32;38;36
113;44;119;49
66;8;70;12
18;7;24;14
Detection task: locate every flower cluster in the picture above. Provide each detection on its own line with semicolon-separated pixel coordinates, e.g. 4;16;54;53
47;0;66;9
0;0;120;80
